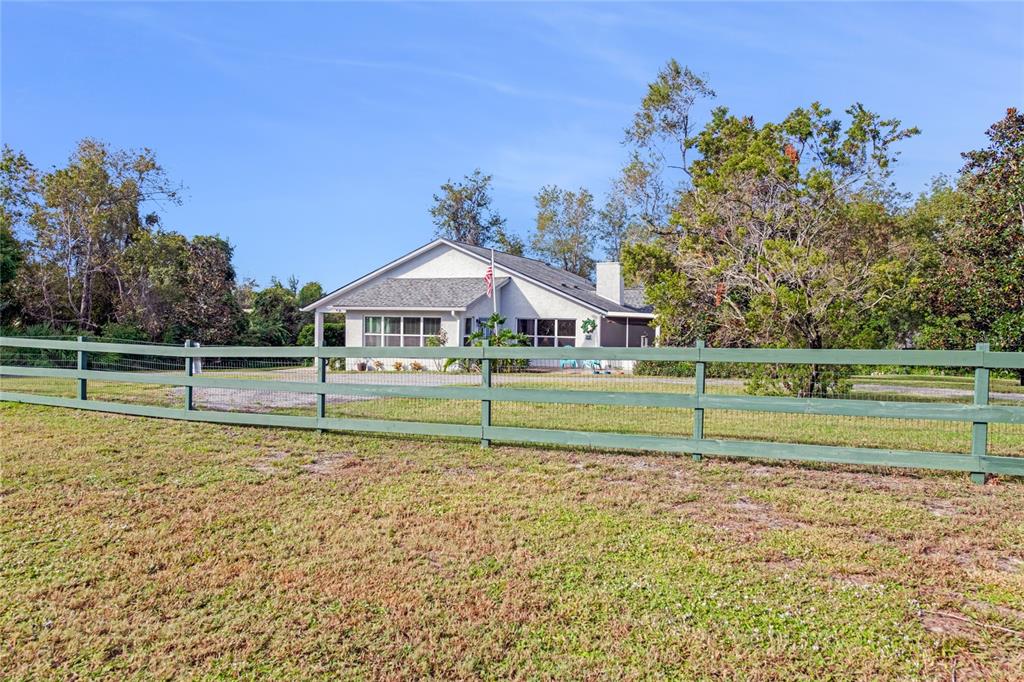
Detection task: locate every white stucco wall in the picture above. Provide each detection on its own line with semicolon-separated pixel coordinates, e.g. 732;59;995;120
327;243;632;365
335;243;606;348
341;308;461;370
489;279;601;347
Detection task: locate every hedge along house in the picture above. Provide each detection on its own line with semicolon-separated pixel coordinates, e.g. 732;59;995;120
301;239;657;367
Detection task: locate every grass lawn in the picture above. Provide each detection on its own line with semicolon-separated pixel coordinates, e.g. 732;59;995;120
852;374;1024;394
3;403;1024;679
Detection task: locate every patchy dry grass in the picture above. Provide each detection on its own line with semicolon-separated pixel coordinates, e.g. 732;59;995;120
2;403;1024;680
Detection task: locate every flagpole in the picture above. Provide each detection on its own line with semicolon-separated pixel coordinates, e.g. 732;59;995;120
490;249;498;332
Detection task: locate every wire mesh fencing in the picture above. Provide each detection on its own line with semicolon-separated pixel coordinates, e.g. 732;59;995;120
698;362;981;454
490;359;694;437
322;356;481;426
2;337;1022;476
989;370;1024;457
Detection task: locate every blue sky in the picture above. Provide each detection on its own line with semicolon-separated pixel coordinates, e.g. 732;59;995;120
3;2;1022;288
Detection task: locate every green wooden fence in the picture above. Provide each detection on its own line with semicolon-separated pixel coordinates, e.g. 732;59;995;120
2;336;1023;482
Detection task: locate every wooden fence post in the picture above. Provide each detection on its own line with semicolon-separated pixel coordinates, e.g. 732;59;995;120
971;342;990;485
184;340;194;411
76;335;87;401
481;339;491;448
692;339;705;462
316;352;326;433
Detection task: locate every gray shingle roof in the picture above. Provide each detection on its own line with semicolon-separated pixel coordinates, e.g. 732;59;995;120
623;288;654;314
331;277;508;309
454;241;652;315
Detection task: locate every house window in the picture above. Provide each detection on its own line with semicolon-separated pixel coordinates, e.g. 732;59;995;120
516;318;576;347
464;316;498;345
363;316;442;347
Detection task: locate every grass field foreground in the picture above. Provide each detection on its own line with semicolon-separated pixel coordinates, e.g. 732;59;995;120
3;403;1024;679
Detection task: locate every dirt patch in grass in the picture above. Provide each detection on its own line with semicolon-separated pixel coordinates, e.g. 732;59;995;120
995;556;1024;574
920;611;980;640
251;450;289;475
301;451;359;476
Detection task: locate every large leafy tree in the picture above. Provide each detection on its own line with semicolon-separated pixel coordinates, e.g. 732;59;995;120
15;139;180;330
243;280;302;346
625;59;715;182
599;154;668;260
530;185;597;279
0;225;24;326
296;280;324;327
297;281;324;310
493;227;525;256
600;60;716;257
2;141;251;343
429;169;506;246
626;102;919;395
920;108;1024;378
116;229;190;338
178;236;247;345
1;147;36;326
117;232;246;344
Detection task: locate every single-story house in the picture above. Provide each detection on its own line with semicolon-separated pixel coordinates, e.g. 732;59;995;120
302;239;657;359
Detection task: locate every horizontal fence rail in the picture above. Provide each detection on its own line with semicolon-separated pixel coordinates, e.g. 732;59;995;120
2;336;1022;482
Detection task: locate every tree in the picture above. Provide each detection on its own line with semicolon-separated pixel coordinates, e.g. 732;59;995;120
1;147;36;326
297;321;345;347
0;224;24;325
625;102;919;396
176;236;246;344
919;108;1024;380
444;312;529;372
296;280;324;327
429;169;505;246
600;154;669;258
297;281;324;309
626;59;716;174
234;277;258;311
244;282;301;346
116;229;190;339
530;185;597;279
111;231;247;344
15;139;180;330
596;60;716;261
493;227;525;256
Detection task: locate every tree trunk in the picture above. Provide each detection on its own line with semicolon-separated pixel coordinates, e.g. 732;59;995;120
805;333;823;398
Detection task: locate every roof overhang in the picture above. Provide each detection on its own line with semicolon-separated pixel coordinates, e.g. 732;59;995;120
326;306;468;313
603;312;657;320
304;237;647;317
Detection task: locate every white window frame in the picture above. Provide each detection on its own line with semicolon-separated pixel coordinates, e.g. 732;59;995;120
363;315;442;347
516;318;576;347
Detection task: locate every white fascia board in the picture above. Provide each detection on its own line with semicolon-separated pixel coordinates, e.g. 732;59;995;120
334;306;468;312
603;312;657;319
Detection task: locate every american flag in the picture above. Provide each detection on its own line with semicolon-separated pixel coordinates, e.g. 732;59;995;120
483;263;494;298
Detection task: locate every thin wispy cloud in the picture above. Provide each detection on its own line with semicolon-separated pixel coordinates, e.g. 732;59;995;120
73;1;629;114
292;54;630;112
